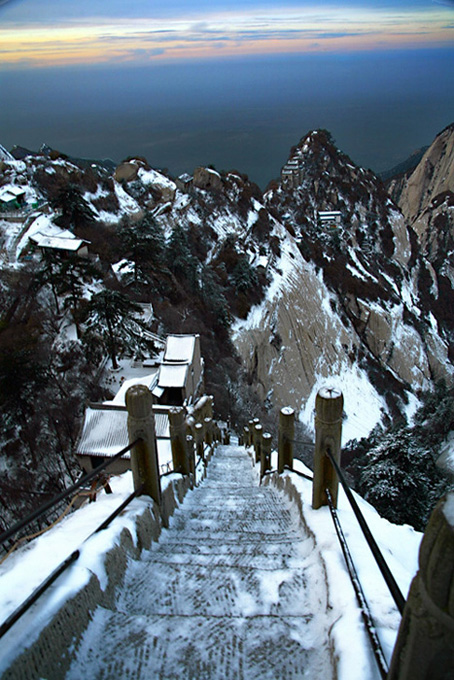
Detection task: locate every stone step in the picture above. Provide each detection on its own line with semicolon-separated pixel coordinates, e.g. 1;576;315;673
67;608;331;680
116;558;322;618
68;445;334;679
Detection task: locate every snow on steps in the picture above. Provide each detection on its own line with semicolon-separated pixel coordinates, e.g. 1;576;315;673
0;476;192;680
66;445;336;680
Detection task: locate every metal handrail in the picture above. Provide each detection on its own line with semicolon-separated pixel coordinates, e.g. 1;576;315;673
0;485;144;640
0;435;217;640
326;488;389;679
325;448;405;615
0;438;142;547
283;465;314;482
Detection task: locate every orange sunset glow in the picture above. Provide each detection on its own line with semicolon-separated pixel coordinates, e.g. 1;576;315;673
1;6;453;68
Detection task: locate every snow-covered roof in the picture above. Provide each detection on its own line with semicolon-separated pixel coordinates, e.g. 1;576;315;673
163;334;196;363
33;235;87;252
76;404;170;459
0;185;26;202
108;371;158;407
318;211;342;217
158;363;188;389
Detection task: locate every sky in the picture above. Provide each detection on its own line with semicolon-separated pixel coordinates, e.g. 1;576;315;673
0;0;453;186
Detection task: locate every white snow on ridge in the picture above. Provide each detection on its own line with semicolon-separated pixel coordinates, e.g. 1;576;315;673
300;363;388;444
138;168;176;192
113;181;140;215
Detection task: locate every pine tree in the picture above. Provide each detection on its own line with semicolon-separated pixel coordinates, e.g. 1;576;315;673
119;213;165;284
166;224;198;290
83;289;144;369
52;183;95;230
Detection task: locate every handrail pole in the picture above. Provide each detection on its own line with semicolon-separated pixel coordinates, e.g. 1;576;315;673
326;448;405;615
278;406;295;473
253;423;263;464
169;407;190;475
261;433;272;478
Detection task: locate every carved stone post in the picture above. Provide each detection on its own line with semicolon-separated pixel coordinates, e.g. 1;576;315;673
194;422;204;462
278;406;295;473
126;385;161;504
248;420;255;442
253;423;263;464
243;426;250;448
388;492;454;680
186;434;195;477
204;417;213;446
312;387;343;509
205;395;214;420
169;407;190;475
261;432;272;478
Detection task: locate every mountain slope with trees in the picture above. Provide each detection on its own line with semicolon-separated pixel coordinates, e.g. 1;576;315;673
0;125;453;531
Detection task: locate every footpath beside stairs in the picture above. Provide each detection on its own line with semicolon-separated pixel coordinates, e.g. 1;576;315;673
68;444;335;679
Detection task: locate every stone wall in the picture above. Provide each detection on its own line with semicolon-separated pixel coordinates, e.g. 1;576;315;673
2;476;191;680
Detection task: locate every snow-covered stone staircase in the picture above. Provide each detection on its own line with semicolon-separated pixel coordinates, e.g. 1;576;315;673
67;444;335;679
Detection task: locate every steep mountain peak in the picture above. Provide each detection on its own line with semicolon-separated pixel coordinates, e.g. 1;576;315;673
281;129;360;189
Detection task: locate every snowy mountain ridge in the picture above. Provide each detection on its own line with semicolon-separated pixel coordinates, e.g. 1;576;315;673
1;129;453;443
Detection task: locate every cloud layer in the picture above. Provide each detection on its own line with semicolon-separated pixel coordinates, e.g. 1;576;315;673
0;2;453;67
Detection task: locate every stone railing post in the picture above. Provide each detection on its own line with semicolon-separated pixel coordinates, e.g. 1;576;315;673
243;426;250;448
186;434;195;477
169;407;190;475
204;417;213;446
126;385;161;504
388;492;454;679
278;406;295;473
253;423;263;464
261;432;272;478
224;430;230;445
205;395;214;420
312;387;343;509
194;422;204;462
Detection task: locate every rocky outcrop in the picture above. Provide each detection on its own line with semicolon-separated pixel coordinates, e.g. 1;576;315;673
193;167;223;191
233;215;453;436
114;161;140;183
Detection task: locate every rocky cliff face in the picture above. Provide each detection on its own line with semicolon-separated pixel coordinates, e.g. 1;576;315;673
233;130;453;438
388;123;454;352
389;124;454;225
